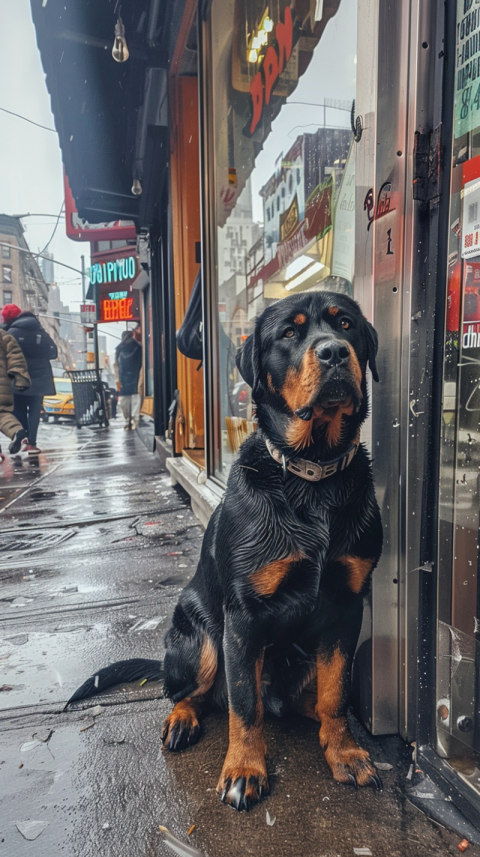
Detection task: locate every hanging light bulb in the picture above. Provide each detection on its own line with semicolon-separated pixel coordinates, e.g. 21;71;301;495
131;178;142;196
112;17;129;63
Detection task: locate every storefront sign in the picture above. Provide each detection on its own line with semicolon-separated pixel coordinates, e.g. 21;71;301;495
80;303;97;324
462;176;480;257
364;182;396;231
463;321;480;347
247;6;295;135
101;296;136;322
90;254;137;285
90;246;141;324
280;195;299;241
454;0;480;140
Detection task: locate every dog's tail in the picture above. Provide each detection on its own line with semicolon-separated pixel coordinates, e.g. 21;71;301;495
64;658;164;710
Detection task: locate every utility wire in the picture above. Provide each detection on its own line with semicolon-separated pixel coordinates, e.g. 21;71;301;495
0;106;56;133
34;201;65;258
0;243;83;276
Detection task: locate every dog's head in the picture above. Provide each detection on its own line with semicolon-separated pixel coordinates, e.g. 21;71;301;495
236;292;378;455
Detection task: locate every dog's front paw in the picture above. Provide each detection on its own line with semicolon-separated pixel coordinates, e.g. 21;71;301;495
161;700;201;752
324;741;382;790
217;766;269;811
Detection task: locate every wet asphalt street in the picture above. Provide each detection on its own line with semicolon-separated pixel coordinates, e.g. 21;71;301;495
0;419;479;857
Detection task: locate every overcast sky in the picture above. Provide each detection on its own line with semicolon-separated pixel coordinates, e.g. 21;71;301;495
0;0;123;358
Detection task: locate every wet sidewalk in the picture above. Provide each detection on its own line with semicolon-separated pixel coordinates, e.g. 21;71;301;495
0;420;478;857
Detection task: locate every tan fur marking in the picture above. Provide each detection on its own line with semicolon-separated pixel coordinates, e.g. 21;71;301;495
282;348;321;450
286;417;314;450
338;555;374;594
294;313;307;324
346;342;363;392
217;655;268;798
280;348;321;414
316;648;345;720
197;635;218;693
324;398;355;447
162;696;203;745
316;649;376;785
267;372;276;393
328;306;339;316
251;552;303;596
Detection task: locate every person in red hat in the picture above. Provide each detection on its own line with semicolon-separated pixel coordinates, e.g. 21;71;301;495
1;304;57;455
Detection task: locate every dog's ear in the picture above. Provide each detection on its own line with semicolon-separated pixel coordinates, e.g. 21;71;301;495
236;321;264;401
365;320;379;382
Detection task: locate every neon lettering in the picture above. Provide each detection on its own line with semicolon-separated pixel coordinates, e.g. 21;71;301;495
248;6;294;135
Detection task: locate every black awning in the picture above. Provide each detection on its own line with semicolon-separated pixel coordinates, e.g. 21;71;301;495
30;0;169;226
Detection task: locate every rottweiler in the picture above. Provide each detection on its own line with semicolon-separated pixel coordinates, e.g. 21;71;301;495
68;290;382;812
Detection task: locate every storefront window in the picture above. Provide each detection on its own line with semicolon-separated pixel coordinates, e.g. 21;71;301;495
207;0;358;481
436;0;480;796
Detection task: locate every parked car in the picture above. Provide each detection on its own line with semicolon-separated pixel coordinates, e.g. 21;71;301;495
42;377;75;422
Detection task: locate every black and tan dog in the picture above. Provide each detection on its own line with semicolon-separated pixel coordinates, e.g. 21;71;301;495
68;290;383;812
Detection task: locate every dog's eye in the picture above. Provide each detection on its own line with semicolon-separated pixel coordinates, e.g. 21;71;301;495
283;327;295;338
340;318;351;330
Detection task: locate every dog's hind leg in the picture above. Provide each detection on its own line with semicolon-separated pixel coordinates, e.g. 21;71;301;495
162;628;218;752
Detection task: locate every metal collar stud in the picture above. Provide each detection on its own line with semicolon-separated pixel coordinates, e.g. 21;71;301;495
265;438;359;482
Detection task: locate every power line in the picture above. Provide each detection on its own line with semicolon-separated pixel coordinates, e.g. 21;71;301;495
0;106;56;133
34;201;65;258
0;243;84;276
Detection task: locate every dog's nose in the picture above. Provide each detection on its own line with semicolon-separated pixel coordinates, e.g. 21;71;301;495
316;340;350;368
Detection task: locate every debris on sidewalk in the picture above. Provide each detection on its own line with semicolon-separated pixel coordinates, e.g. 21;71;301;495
353;849;372;856
130;615;165;631
159;825;204;857
458;840;469;852
266;810;276;826
373;761;394;771
33;727;53;742
15;819;50;841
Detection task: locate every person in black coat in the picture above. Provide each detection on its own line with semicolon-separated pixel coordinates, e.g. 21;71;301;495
1;305;58;454
114;330;142;430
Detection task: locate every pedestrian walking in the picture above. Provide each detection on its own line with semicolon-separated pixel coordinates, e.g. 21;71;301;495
1;304;58;455
0;328;31;457
114;329;142;430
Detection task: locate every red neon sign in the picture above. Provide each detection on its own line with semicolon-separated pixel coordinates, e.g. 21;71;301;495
101;298;134;322
248;6;293;136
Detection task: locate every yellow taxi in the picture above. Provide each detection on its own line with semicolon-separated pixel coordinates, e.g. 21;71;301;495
42;377;75;422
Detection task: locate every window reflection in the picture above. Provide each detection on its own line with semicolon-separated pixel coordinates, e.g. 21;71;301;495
209;0;358;478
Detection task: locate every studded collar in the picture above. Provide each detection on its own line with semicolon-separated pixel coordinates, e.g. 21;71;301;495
265;437;359;482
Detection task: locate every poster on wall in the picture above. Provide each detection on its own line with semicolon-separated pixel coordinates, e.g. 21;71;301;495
454;0;480;140
462;154;480;258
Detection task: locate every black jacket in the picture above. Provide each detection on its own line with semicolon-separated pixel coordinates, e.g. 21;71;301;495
6;313;57;396
115;336;142;396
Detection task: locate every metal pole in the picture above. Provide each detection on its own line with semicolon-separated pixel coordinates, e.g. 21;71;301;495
81;255;88;370
94;278;100;377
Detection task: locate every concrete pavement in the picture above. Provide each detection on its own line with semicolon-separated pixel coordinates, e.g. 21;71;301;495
0;418;478;857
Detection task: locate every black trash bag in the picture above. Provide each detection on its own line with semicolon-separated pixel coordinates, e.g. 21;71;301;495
176;269;202;361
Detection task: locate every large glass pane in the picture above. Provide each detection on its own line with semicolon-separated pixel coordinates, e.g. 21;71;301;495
436;0;480;795
208;0;358;480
